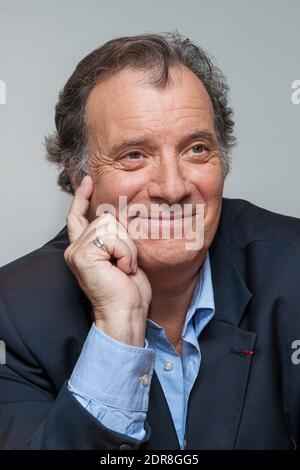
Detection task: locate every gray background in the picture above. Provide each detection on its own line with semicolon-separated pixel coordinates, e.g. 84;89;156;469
0;0;299;266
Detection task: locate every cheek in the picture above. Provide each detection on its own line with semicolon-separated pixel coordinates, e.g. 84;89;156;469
192;164;224;203
90;171;146;214
206;172;224;202
192;166;224;241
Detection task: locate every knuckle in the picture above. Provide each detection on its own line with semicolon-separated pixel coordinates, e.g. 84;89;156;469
96;212;112;224
65;244;80;263
72;250;83;266
103;212;115;221
64;246;71;262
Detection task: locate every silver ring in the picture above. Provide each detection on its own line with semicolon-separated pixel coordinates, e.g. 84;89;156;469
93;235;107;252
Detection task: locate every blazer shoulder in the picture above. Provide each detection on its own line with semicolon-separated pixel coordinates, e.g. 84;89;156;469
0;226;69;294
219;198;300;249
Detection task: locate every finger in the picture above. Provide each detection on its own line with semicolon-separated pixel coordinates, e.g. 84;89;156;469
83;213;138;272
67;175;93;243
81;226;134;275
95;214;138;272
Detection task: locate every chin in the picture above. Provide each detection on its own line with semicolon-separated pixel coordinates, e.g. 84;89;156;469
136;238;204;272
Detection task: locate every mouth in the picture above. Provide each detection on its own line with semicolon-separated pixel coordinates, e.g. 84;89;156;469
135;214;197;229
138;212;196;220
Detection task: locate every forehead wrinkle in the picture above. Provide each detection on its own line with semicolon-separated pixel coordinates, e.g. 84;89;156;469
115;104;209;119
115;114;214;135
117;112;207;122
102;110;216;146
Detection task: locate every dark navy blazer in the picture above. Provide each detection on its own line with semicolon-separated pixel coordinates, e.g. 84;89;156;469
0;198;299;449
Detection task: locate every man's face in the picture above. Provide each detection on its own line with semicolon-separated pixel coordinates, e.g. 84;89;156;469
85;64;224;272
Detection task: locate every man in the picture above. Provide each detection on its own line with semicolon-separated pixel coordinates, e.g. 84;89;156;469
0;31;299;450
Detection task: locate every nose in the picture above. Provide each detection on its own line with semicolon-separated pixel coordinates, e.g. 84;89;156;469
147;154;191;204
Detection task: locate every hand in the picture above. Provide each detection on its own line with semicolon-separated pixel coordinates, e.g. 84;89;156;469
64;175;152;347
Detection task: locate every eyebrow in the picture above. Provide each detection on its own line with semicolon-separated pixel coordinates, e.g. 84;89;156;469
110;130;216;156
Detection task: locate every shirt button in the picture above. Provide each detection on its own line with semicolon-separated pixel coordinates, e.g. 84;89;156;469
139;374;149;385
164;361;174;371
118;444;132;450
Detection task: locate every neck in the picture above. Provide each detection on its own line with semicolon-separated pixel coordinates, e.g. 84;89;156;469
145;255;206;345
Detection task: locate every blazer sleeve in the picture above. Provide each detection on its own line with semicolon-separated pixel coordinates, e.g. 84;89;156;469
0;294;151;450
277;251;300;449
279;310;300;449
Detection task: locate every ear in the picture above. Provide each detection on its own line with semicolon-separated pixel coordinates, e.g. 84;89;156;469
69;172;78;194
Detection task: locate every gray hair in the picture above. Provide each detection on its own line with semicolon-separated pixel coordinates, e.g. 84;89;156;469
46;30;236;194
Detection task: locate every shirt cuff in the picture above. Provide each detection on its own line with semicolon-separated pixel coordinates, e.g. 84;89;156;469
68;323;156;411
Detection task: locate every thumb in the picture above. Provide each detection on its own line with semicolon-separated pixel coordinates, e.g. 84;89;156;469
66;175;93;243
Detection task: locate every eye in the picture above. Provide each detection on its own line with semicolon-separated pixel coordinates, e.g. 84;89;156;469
121;151;144;160
188;144;207;154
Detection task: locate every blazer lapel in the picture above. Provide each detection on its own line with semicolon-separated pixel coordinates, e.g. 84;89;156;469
185;233;257;449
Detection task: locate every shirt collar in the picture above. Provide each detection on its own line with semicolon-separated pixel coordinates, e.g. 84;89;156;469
146;252;215;338
182;251;215;338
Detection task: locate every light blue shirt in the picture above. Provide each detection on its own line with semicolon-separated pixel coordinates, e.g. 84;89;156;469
68;252;215;449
